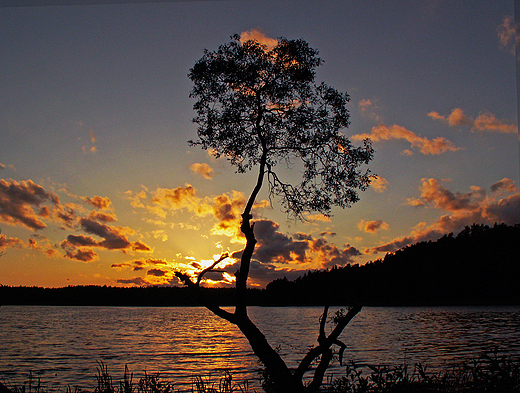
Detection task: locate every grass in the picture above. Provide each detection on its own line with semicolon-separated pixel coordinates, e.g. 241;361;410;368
323;351;520;392
2;352;520;393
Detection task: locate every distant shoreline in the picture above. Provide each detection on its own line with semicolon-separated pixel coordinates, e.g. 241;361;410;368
1;285;519;307
3;224;519;307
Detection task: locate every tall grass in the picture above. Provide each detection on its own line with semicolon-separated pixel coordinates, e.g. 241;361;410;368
2;352;519;393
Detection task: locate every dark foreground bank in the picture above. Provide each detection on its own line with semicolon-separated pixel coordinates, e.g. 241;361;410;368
2;352;520;393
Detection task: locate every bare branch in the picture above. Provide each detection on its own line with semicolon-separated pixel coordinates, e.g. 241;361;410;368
196;253;229;285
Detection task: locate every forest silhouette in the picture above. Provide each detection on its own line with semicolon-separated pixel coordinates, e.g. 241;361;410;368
2;223;518;307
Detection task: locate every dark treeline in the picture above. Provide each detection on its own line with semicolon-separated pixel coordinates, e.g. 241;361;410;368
1;223;519;306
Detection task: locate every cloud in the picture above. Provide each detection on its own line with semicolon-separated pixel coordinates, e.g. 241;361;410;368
304;213;331;222
211;191;246;238
27;237;58;257
352;124;460;155
88;210;117;223
473;112;518;133
240;29;278;50
147;268;167;277
497;15;518;54
308;238;361;269
61;240;98;262
127;185;268;241
231;219;362;274
0;163;5;170
357;219;389;234
82;130;98;154
84;196;112;210
490;177;517;193
428;108;517;133
370;176;389;193
250;219;308;264
190;163;214;180
369;178;520;254
358;98;381;121
116;277;146;286
61;217;151;261
111;258;167;271
152;229;168;241
0;235;24;251
428;108;472;126
0;179;60;230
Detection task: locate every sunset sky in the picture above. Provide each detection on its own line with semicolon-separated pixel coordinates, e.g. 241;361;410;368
1;0;519;288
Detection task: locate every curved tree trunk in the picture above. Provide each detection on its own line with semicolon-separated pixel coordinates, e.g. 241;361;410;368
176;128;361;392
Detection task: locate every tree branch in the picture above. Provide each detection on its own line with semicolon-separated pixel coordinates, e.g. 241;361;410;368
294;305;362;382
196;253;229;285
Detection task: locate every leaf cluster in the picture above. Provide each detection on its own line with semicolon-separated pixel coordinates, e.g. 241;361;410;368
188;35;374;218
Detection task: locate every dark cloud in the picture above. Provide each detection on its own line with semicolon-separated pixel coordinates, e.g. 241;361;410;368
147;269;167;277
79;218;131;249
61;240;98;262
223;259;305;288
0;179;60;230
132;241;151;252
116;277;146;286
485;193;520;224
111;258;167;271
253;220;308;263
309;238;361;268
67;234;98;247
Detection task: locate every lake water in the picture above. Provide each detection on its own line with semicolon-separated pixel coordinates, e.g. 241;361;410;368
1;306;520;391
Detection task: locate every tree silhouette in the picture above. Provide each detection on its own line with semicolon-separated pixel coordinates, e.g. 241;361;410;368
176;35;373;392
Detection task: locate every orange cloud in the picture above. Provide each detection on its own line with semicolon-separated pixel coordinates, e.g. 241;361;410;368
240;29;278;50
428;108;517;133
84;196;112;210
0;235;23;251
352;124;460;155
473;112;518;134
370;176;389;193
370;178;520;254
190;163;214;180
357;219;389;234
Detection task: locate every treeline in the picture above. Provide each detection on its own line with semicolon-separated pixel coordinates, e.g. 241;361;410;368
1;223;519;306
265;223;520;306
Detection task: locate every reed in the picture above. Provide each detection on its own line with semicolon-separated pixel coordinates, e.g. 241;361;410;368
2;352;519;393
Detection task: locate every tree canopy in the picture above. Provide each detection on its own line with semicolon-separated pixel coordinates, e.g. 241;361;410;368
188;34;373;218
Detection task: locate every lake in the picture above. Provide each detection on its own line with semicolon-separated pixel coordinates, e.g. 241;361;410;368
1;306;520;391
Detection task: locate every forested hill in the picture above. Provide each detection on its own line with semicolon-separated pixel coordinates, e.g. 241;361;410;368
1;223;519;306
265;223;520;306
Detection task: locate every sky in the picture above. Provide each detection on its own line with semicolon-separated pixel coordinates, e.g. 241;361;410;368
1;0;519;288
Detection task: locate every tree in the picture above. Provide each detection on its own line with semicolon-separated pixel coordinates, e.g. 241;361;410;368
176;35;374;392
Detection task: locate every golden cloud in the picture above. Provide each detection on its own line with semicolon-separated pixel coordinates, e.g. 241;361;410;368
190;163;214;180
240;29;278;50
